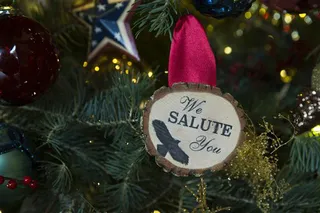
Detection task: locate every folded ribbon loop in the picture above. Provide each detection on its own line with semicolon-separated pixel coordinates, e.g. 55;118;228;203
168;15;217;87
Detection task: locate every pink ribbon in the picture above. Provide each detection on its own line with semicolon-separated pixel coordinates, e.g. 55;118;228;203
168;15;217;87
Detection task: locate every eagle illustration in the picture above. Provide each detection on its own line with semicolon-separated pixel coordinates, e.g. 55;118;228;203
152;120;189;165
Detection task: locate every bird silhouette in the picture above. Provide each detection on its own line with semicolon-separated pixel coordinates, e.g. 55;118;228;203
152;119;189;165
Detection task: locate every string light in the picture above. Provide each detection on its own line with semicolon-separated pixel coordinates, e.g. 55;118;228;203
280;71;292;83
164;70;168;74
280;70;287;78
299;13;307;18
94;66;100;72
83;61;88;67
284;14;293;24
273;13;281;20
224;46;232;55
139;101;146;109
312;125;320;135
97;182;100;186
251;2;259;11
127;61;132;66
259;7;266;15
89;140;93;144
148;71;153;78
206;24;214;32
245;11;252;19
280;68;296;83
125;69;129;74
304;16;313;24
152;211;160;213
264;44;271;51
291;31;300;41
112;58;118;64
0;210;3;213
115;65;120;70
132;78;137;83
235;29;243;37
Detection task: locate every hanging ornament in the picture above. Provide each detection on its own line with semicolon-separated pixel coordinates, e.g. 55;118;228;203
0;7;60;106
293;89;320;134
293;62;320;135
261;0;320;13
73;0;140;62
0;123;37;211
143;15;245;176
193;0;254;19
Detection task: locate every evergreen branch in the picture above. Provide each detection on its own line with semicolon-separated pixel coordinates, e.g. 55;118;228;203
306;44;320;62
106;146;145;180
207;192;255;205
134;0;178;38
0;104;139;130
290;134;320;172
140;180;174;210
59;192;98;213
79;73;153;130
37;118;110;179
40;154;73;193
96;181;148;212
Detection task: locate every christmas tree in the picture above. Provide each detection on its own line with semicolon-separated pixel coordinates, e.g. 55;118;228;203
0;0;320;212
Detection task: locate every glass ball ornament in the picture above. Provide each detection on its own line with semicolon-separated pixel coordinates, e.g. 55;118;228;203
0;14;59;106
261;0;320;13
0;123;36;212
293;89;320;135
193;0;254;19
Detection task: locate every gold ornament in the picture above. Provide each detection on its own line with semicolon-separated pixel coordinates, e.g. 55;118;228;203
312;63;320;92
226;116;293;213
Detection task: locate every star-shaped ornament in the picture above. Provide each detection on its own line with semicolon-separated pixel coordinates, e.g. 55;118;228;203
73;0;140;62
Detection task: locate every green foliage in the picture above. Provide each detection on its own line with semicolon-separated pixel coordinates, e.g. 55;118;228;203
134;0;179;38
272;166;320;213
3;0;320;212
290;134;320;173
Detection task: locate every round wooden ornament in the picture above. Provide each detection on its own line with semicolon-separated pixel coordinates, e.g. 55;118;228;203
143;83;246;176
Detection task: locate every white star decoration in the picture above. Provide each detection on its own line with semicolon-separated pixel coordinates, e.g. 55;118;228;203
95;27;102;33
115;3;123;9
114;32;122;42
92;40;97;47
97;4;106;11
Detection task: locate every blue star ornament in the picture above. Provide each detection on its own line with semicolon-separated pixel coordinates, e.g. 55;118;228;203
73;0;140;61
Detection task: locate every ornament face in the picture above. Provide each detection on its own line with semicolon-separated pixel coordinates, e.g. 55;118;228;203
0;15;59;105
143;83;245;176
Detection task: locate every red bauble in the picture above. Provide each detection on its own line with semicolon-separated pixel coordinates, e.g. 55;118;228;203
6;179;17;189
29;180;37;189
0;176;4;184
261;0;320;12
0;15;59;106
23;176;32;185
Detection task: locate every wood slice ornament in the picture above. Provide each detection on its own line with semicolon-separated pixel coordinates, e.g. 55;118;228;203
143;84;245;176
143;15;246;176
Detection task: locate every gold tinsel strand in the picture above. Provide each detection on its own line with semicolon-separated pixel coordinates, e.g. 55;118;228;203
312;63;320;92
184;178;231;213
226;116;292;213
